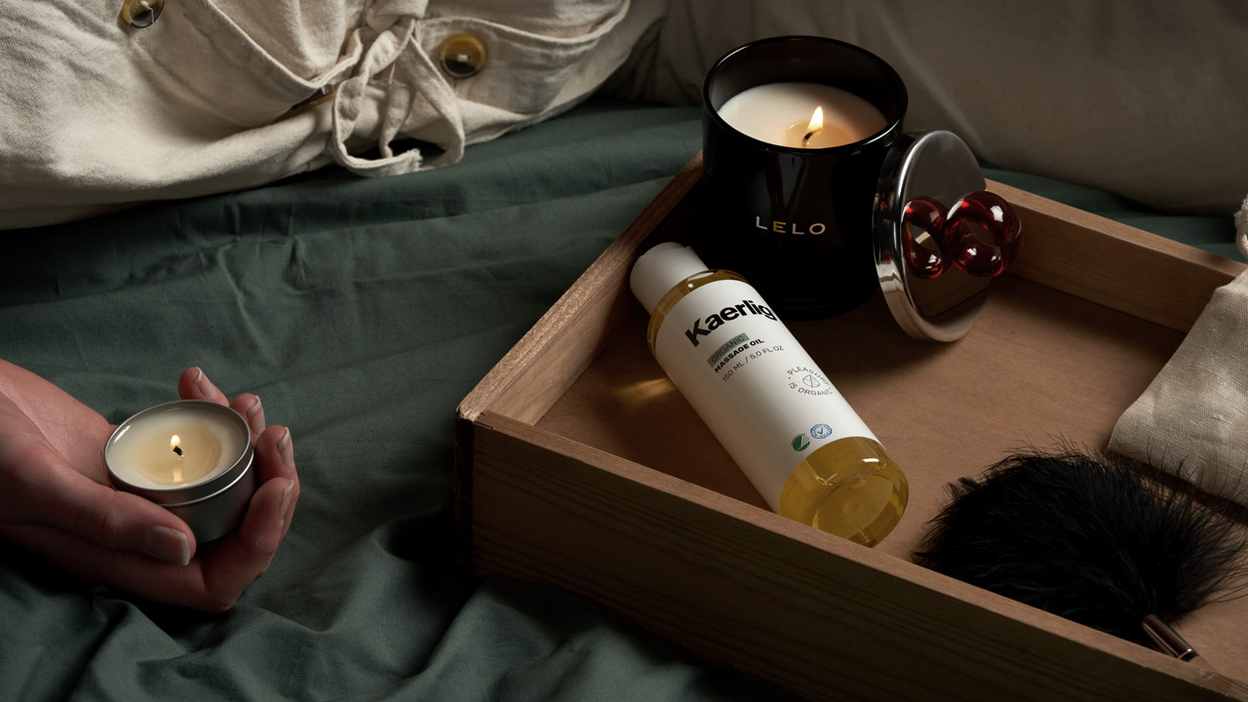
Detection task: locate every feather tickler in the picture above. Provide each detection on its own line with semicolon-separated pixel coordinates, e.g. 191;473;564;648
914;450;1248;650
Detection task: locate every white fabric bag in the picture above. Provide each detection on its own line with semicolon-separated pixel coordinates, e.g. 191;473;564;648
0;0;664;228
1109;204;1248;505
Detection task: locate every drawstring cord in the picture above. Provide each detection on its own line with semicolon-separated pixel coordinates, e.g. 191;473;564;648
330;3;465;177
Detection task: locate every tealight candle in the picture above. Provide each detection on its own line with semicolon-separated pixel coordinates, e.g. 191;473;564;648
106;400;256;543
716;82;888;149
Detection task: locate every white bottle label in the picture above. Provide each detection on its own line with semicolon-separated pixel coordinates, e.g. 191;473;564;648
654;279;876;509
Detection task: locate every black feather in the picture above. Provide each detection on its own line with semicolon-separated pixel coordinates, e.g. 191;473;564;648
914;449;1248;646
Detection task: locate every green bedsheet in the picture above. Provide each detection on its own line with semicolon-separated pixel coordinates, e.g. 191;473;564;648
0;98;1237;701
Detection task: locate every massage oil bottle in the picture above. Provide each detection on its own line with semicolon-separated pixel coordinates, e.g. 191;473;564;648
630;243;908;545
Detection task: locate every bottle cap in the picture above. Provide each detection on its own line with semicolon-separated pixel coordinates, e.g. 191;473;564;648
630;242;711;314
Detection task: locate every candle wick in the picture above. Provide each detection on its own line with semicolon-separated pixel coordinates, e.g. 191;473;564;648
803;130;816;145
173;445;183;457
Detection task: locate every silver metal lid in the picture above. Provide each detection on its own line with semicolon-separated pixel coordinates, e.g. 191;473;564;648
873;130;990;342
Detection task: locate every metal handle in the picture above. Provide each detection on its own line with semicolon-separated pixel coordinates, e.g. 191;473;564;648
1142;614;1200;662
945;190;1023;278
901;191;1022;279
900;196;947;279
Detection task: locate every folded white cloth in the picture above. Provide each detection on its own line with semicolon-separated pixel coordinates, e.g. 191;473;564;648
1108;194;1248;504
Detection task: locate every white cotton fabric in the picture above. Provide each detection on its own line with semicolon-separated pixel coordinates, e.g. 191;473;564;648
0;0;664;228
4;1;1246;228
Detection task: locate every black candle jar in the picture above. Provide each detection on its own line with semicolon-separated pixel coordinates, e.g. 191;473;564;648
701;35;909;319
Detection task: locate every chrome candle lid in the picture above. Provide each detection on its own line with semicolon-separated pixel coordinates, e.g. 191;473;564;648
872;130;1020;342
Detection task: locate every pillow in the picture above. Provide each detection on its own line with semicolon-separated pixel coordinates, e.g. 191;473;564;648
606;1;1248;215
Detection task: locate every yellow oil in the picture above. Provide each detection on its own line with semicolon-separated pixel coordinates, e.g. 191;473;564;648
643;264;908;546
778;436;908;546
646;268;745;354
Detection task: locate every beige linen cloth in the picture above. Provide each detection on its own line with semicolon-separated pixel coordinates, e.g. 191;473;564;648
4;1;1247;228
1108;201;1248;505
0;0;663;228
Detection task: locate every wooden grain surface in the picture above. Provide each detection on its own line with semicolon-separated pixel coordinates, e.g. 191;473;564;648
538;274;1248;684
456;155;704;427
470;413;1248;701
994;180;1243;332
456;156;1248;700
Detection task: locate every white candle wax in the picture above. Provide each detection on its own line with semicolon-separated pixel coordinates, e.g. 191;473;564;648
107;404;247;490
717;82;888;149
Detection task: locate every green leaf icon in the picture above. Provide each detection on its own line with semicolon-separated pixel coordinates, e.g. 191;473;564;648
791;434;810;452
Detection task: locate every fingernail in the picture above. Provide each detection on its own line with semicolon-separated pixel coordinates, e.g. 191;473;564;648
278;428;294;469
144;526;191;566
195;369;213;397
247;396;262;416
279;480;295;520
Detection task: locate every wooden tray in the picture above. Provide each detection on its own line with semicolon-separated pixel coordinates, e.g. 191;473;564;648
455;154;1248;701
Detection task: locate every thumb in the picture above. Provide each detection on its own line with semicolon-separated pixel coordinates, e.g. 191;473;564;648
31;459;197;566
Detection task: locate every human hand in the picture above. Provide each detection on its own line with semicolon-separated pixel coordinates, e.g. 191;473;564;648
0;361;299;612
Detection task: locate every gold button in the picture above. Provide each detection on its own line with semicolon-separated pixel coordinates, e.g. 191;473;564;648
438;33;486;79
119;0;164;28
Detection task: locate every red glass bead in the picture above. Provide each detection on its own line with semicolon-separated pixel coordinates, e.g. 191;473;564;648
900;196;947;279
945;191;1022;278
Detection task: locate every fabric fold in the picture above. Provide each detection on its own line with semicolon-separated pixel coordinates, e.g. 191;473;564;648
1108;194;1248;505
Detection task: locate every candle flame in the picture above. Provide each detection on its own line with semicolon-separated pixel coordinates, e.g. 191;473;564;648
802;106;824;145
169;435;183;482
808;106;823;134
